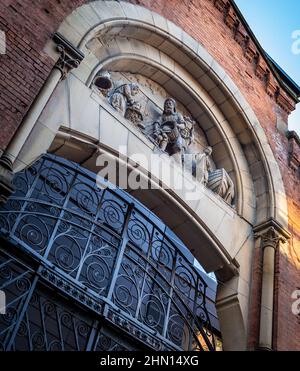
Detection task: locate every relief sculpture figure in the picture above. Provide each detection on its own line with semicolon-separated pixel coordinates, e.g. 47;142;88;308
194;146;213;185
153;98;185;154
195;146;235;204
152;98;194;156
93;71;113;97
181;116;195;151
110;83;140;117
124;101;144;125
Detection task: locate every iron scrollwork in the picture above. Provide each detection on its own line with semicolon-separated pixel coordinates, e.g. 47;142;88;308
0;154;217;351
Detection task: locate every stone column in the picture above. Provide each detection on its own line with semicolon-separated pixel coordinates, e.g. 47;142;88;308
254;220;290;351
0;33;84;204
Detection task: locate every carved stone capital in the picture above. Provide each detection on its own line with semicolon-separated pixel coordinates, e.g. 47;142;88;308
0;155;15;204
254;219;290;250
260;227;284;250
52;32;85;80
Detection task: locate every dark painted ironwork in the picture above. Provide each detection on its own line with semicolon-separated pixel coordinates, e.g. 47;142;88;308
0;154;216;351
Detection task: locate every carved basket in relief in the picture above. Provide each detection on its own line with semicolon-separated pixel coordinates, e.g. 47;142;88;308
207;168;234;204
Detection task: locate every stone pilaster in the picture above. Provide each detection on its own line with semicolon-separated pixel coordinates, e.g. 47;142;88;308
254;219;290;351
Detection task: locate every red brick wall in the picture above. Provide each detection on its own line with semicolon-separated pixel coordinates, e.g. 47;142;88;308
274;200;300;350
0;0;85;153
0;0;299;350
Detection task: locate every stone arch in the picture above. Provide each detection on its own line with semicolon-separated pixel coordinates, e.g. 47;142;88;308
87;53;249;221
8;0;289;350
38;0;287;229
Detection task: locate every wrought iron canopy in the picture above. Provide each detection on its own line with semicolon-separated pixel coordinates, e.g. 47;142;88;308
0;154;216;351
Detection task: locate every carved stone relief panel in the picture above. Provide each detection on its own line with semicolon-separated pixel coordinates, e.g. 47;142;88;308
92;71;210;151
91;70;235;205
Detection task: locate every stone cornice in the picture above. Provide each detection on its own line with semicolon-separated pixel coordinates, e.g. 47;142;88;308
209;0;299;114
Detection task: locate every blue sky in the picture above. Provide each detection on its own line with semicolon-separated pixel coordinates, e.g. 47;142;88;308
235;0;300;134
